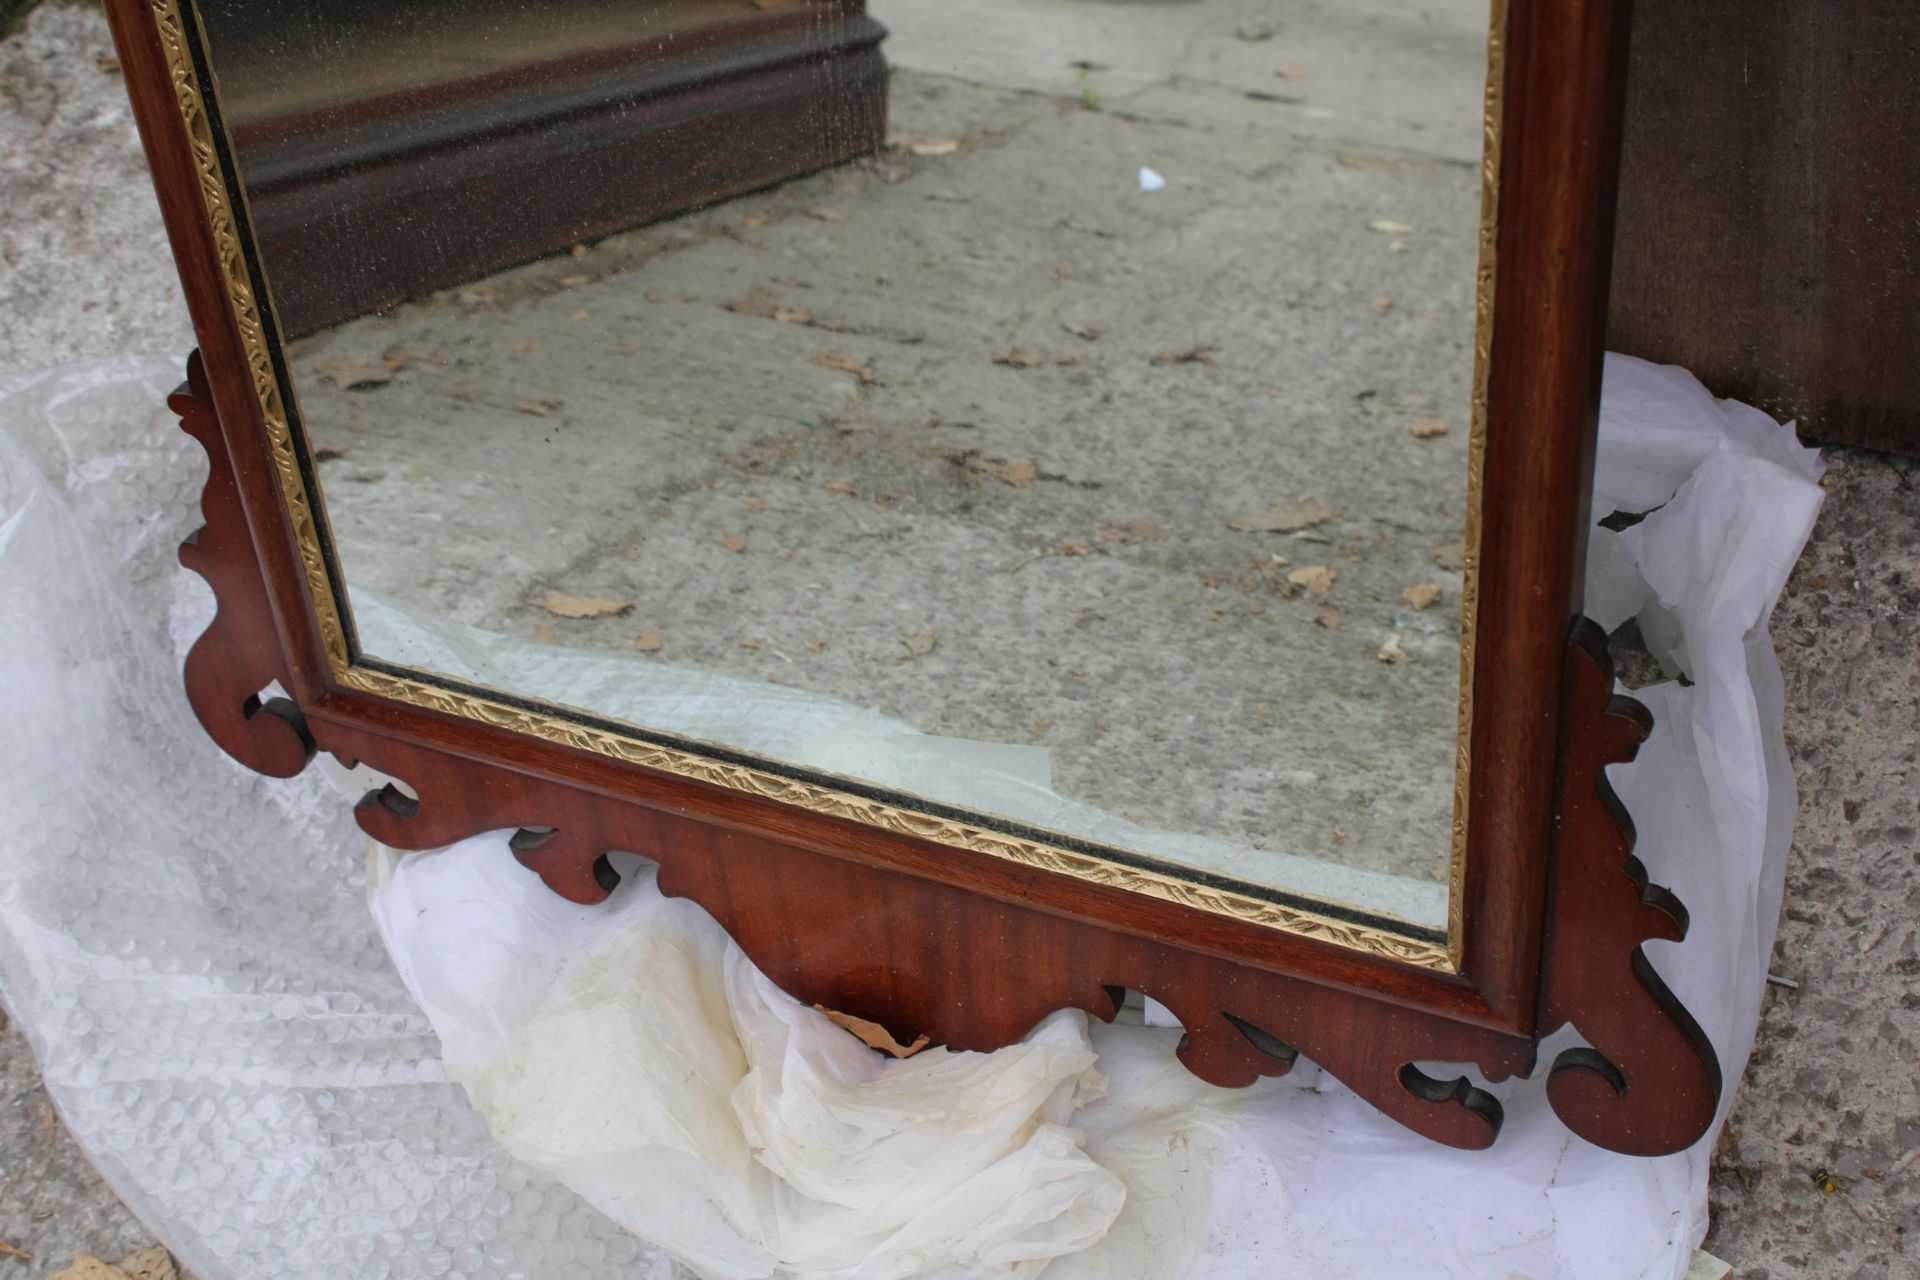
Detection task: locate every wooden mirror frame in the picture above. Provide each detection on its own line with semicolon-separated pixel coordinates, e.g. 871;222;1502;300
106;0;1720;1156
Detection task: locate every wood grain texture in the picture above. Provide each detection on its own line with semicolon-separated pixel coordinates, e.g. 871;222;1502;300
225;7;890;336
1462;0;1635;1029
1610;0;1920;453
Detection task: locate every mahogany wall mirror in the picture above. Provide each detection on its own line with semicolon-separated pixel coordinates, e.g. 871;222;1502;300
106;0;1721;1156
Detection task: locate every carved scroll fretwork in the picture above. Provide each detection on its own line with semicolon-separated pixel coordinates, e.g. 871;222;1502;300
1537;621;1722;1155
175;352;314;778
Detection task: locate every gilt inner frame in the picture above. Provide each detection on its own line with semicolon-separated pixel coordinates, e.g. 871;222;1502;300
150;0;1512;971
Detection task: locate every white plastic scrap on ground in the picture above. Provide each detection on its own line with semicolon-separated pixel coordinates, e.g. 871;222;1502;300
0;353;1820;1279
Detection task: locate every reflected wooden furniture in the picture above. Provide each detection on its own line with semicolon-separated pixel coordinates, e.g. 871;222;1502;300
197;0;888;337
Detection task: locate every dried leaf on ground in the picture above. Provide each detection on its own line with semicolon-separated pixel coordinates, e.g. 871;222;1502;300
1150;347;1217;367
559;273;591;287
973;457;1039;487
815;353;880;384
1314;608;1343;630
1378;633;1410;663
1287;565;1337;595
721;535;748;554
1410;417;1450;439
889;133;960;156
0;1242;27;1261
1229;497;1336;534
312;358;392;391
898;632;937;659
633;630;664;653
518;398;563;417
542;592;632;619
119;1249;178;1280
49;1259;127;1280
1371;296;1395;312
815;1005;932;1057
992;350;1044;368
728;290;811;325
1096;520;1164;544
1236;23;1279;41
1063;321;1105;341
1433;541;1468;571
1403;583;1444;609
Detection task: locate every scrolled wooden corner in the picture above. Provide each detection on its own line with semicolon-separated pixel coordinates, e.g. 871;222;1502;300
175;350;316;779
1536;619;1723;1156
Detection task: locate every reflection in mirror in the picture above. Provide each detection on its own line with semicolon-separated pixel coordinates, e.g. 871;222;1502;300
195;0;1491;932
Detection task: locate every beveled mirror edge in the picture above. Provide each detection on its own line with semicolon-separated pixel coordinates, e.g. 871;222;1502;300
139;0;1519;971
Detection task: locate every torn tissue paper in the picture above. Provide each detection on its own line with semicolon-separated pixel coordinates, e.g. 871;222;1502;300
369;842;1123;1279
0;352;1821;1279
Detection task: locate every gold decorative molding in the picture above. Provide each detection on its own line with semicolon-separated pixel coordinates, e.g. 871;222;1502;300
150;0;352;679
146;0;1509;975
338;661;1454;967
1447;0;1507;969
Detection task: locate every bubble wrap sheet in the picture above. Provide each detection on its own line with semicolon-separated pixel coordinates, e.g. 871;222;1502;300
0;358;688;1280
0;354;1820;1279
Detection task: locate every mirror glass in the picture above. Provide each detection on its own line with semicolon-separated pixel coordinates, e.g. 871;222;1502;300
194;0;1493;934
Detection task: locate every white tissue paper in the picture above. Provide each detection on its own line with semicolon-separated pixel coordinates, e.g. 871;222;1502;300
0;352;1821;1279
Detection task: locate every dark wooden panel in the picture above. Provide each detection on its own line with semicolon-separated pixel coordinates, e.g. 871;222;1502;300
222;7;889;337
1465;0;1635;1029
1609;1;1920;453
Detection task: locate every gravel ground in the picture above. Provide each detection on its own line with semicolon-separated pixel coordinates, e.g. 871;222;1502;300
1;5;1916;1278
